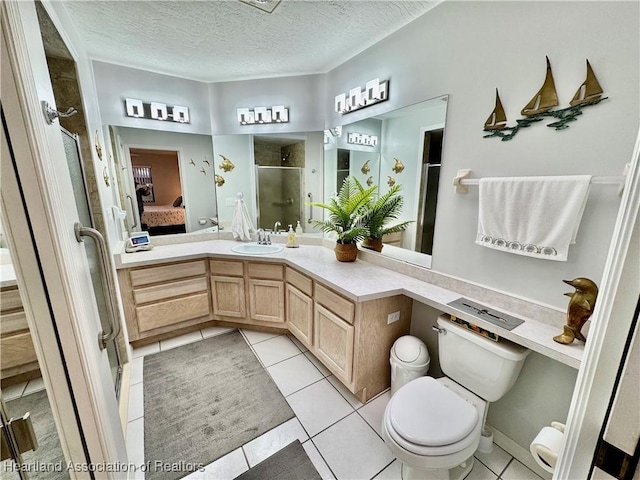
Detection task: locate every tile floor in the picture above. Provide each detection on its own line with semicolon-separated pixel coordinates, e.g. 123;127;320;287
125;327;545;480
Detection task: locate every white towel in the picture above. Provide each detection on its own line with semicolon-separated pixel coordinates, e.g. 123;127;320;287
476;176;592;261
231;198;254;241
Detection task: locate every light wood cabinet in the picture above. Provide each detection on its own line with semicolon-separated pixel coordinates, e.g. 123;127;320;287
286;284;314;348
0;286;39;386
314;303;355;383
284;266;412;402
210;260;285;326
246;263;285;325
118;259;210;341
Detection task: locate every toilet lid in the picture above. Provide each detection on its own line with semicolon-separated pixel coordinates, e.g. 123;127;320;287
389;377;478;447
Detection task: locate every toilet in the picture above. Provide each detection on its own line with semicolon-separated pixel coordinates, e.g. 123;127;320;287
381;315;531;480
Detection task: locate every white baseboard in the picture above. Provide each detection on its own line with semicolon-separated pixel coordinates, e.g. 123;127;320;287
489;424;552;480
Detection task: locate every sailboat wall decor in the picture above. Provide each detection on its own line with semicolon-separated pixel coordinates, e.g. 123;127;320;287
484;57;607;141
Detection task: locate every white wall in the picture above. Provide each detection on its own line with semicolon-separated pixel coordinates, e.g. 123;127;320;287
304;131;325;233
92;61;212;135
211;135;257;230
325;1;640;310
209;75;325;135
116;127;217;233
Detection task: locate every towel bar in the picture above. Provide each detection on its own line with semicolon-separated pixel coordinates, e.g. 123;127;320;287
453;167;629;195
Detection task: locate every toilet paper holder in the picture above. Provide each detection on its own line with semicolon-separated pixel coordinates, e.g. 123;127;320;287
530;421;565;473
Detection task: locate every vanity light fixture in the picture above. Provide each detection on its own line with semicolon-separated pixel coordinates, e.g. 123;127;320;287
124;98;190;123
335;78;389;114
347;132;378;147
237;106;289;125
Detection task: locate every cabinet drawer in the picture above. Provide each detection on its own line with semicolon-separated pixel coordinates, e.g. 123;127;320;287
0;332;37;370
248;263;283;280
0;288;23;313
133;277;208;305
130;261;206;287
0;311;29;335
136;292;210;332
210;259;244;277
286;267;312;296
314;283;355;325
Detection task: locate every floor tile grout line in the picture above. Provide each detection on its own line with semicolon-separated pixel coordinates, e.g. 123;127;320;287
307;436;340;480
283;376;327;399
369;459;396;480
499;456;515;478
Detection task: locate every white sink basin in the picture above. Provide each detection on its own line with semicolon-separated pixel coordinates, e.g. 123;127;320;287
231;243;284;255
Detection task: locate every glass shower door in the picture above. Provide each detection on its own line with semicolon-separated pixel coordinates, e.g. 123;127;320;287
60;128;122;397
256;166;303;231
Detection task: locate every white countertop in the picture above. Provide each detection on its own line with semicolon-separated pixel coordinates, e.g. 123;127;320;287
115;240;583;369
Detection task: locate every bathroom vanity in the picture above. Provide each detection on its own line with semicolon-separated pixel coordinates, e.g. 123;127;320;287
115;239;584;402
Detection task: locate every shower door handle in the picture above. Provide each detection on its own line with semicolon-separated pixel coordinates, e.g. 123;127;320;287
74;222;122;350
126;194;138;229
307;192;313;224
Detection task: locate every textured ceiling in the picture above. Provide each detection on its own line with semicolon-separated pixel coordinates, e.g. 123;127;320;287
60;0;440;82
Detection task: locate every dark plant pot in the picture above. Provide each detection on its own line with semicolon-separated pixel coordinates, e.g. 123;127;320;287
334;242;358;262
362;237;383;252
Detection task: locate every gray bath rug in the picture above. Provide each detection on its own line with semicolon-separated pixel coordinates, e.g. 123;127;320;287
143;330;295;480
5;389;68;480
234;441;322;480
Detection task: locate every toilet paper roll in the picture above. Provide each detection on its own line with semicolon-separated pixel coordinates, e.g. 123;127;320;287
530;426;564;473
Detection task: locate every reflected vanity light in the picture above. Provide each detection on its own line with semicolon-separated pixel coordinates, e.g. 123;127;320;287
237;106;289;125
335;78;389;114
347;132;378;147
124;98;190;123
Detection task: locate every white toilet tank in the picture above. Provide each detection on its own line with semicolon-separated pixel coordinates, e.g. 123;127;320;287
437;315;530;402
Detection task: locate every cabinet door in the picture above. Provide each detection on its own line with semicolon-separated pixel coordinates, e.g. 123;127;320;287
286;284;313;348
314;303;354;384
248;279;285;324
211;275;246;318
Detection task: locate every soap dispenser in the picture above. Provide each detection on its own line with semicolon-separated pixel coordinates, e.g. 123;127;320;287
295;220;303;235
286;224;298;248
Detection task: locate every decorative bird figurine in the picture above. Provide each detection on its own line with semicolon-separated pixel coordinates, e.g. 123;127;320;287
203;158;211;166
392;157;405;174
219;154;235;172
553;278;598;345
200;168;206;176
189;159;196;166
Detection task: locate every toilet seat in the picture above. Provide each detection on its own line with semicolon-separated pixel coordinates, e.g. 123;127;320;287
384;377;482;456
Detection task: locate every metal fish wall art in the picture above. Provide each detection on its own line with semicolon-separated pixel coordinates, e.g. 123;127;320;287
215;174;225;187
366;176;373;187
219;155;235;172
392;158;405;174
387;176;396;187
361;160;371;174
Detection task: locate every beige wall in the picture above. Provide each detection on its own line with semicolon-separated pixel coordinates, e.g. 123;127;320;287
131;152;181;206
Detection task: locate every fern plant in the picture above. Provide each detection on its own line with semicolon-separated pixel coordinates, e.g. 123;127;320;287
310;176;377;244
361;184;412;240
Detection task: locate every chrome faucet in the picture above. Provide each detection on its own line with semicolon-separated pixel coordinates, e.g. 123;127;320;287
274;221;281;234
257;228;265;245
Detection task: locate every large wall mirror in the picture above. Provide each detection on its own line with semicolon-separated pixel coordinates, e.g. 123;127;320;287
324;95;448;268
108;126;324;238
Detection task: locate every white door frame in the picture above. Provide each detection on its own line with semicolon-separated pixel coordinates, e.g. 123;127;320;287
2;0;127;474
556;130;640;478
